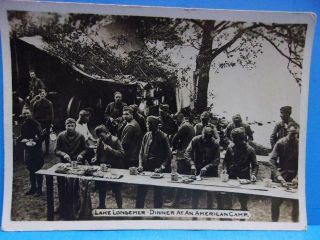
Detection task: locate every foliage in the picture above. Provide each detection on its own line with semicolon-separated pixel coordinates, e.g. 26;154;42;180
8;11;307;111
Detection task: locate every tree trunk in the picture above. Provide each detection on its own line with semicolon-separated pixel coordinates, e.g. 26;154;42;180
194;23;214;113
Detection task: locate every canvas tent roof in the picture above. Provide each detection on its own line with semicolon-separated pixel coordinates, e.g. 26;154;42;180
19;35;143;86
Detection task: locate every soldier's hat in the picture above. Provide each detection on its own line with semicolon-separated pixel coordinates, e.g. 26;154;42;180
123;106;134;114
146;116;160;125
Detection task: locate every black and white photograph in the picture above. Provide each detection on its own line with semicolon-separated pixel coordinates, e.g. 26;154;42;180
0;1;315;231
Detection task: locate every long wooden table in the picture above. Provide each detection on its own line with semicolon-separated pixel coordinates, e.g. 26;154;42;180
36;163;298;220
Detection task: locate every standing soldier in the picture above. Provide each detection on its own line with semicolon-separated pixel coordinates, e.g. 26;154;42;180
130;104;147;134
270;106;299;149
104;91;127;135
32;88;54;155
223;128;258;211
166;111;195;207
28;69;46;97
18;108;44;197
270;123;299;222
76;110;96;143
136;116;172;208
121;106;143;168
225;114;253;143
159;104;178;137
194;111;220;142
93;125;125;209
185;124;222;209
54;118;87;220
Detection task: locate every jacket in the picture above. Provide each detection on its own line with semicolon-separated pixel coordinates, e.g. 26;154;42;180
223;142;258;180
121;119;143;168
139;130;172;171
185;135;220;175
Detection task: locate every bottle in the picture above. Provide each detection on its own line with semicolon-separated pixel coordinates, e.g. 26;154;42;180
171;159;178;181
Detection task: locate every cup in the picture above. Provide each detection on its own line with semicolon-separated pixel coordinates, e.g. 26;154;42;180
129;167;138;175
263;178;272;188
100;164;108;172
171;173;179;181
71;161;78;169
220;173;229;182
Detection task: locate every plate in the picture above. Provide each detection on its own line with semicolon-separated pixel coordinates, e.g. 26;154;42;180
26;141;36;147
238;179;251;184
150;173;164;179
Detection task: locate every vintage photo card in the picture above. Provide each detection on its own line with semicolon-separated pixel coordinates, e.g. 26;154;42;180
0;0;316;231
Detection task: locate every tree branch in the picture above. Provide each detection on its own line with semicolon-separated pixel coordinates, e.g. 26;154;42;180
190;19;206;29
250;29;302;68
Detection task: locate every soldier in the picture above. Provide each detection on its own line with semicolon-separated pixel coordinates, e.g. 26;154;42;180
104;91;127;135
130;104;147;134
28;69;46;97
185;124;222;209
136;116;172;208
270;123;299;222
194;111;220;142
31;88;54;155
159;104;178;137
54;118;87;219
225;114;253;143
270;106;299;149
93;125;125;209
223;128;258;212
165;111;195;207
121;106;143;168
18;108;44;197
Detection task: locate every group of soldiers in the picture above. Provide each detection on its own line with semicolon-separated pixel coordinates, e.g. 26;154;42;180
17;78;300;221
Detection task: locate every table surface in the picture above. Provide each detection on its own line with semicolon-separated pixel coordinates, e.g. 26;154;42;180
36;163;298;200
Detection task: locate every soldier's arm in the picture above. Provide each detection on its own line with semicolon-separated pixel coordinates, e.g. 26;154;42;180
138;134;147;167
162;135;172;168
270;142;281;178
270;124;279;148
224;124;232;142
246;125;254;141
54;135;67;158
171;125;185;150
185;138;195;167
250;149;259;177
213;125;220;142
121;126;135;153
105;138;125;160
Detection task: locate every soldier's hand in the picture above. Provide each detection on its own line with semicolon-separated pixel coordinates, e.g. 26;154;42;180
251;175;257;182
91;157;97;164
200;167;207;176
103;143;112;151
190;165;197;175
137;166;143;172
291;178;298;187
77;154;84;162
64;154;71;162
154;168;162;173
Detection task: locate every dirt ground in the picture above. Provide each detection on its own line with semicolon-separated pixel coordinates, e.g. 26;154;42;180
11;143;297;222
